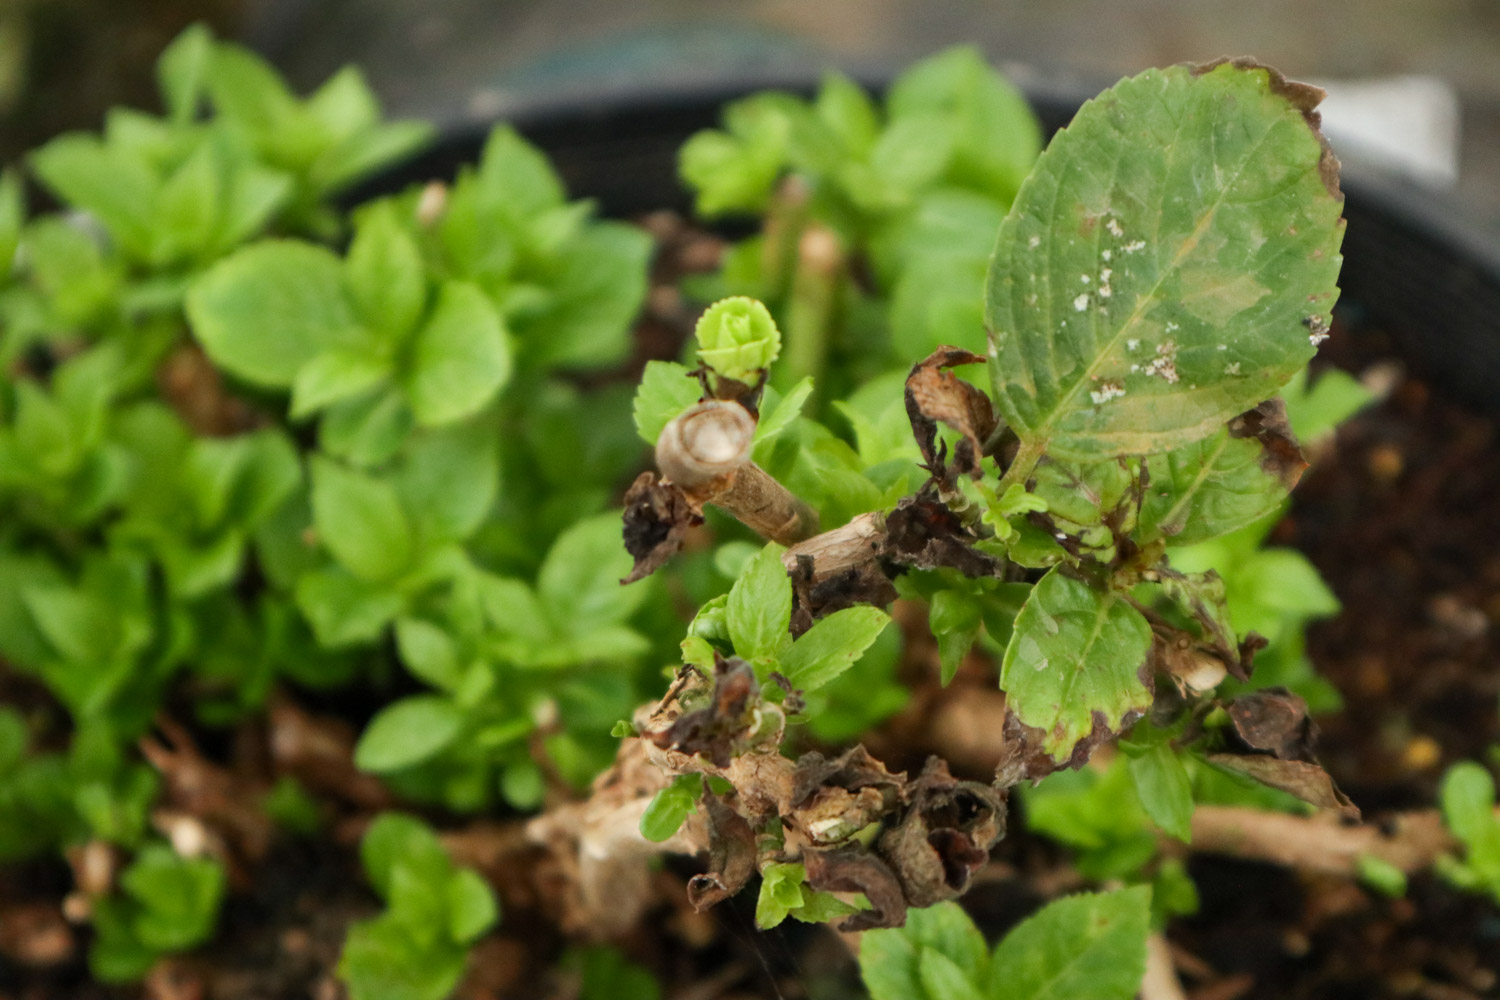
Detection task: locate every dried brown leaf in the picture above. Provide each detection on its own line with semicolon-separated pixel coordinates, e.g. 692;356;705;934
1225;688;1317;760
686;794;758;911
621;472;702;584
904;347;997;487
882;489;1007;578
1206;753;1359;819
803;847;908;932
876;757;1005;909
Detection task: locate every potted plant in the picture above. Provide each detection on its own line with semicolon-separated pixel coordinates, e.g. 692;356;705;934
0;26;1496;1000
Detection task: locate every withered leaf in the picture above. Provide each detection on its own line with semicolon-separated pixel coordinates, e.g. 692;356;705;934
1228;397;1308;491
882;489;1007;579
905;347;997;487
621;472;702;584
1206;753;1359;819
1225;687;1316;760
803;846;908;932
648;655;759;768
790;747;904;847
876;757;1004;909
686;794;757;912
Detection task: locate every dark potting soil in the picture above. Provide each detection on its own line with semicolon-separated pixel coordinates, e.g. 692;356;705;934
2;220;1498;1000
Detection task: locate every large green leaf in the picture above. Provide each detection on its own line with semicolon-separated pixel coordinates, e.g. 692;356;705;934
986;61;1344;460
1000;569;1152;761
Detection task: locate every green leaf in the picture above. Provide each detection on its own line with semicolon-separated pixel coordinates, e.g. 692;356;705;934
930;589;982;686
355;695;464;772
310;457;414;583
919;950;985;1000
754;376;814;446
320;388;414;467
359;812;451;898
1355;854;1408;898
632;360;701;445
395;618;462;690
188;240;366;388
640;773;703;843
986;887;1152;1000
1000;569;1153;762
476;125;565;218
985;62;1345;460
29;135;156;258
403;281;511;427
572;946;663;1000
291;349;393;419
445;868;499;943
295;569;404;647
157;24;213;123
1282;367;1373;443
396;422;499;544
121;846;225;953
1127;743;1194;842
861;901;990;1000
1140;427;1293;545
0;170;23;282
755;861;807;929
887;45;1041;204
679;95;793;216
346;200;427;340
1441;762;1498;848
526;222;651;370
779;607;891;691
537;513;648;632
338;915;467;1000
726;543;792;663
21;585;117;665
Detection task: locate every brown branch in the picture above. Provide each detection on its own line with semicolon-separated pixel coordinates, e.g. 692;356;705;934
655;400;819;545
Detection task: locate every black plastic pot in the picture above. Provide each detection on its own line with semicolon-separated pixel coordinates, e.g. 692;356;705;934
349;73;1500;416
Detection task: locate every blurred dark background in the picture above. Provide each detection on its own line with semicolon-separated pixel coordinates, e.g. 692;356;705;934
2;0;1498;228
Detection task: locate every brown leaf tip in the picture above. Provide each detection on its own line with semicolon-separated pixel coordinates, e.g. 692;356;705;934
1189;56;1343;202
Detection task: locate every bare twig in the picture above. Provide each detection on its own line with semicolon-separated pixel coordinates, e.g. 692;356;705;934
1142;932;1189;1000
1189;804;1460;876
656;401;819;545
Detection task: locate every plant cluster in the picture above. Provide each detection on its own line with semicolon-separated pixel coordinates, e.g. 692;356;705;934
1;24;1490;1000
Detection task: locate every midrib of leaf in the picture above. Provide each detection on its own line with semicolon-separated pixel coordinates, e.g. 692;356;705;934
1026;98;1286;452
1051;587;1114;726
1154;432;1230;533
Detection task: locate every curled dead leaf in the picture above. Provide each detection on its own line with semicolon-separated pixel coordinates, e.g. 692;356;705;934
1206;753;1359;819
876;757;1005;910
882;489;1007;579
905;347;998;487
1225;687;1317;760
621;472;702;584
686;794;757;912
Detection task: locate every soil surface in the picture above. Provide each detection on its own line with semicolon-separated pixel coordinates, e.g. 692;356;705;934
1;221;1498;1000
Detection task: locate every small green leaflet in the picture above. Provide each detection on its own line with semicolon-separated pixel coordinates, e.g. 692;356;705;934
1000;569;1152;762
726;543;792;664
639;773;703;843
985;61;1345;460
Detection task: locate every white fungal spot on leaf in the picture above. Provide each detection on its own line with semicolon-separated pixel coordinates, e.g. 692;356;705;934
1123;240;1146;253
1106;218;1124;238
1224;362;1241;375
1126;338;1140;351
1143;339;1180;383
1029;235;1041;248
1073;293;1089;312
1090;380;1126;404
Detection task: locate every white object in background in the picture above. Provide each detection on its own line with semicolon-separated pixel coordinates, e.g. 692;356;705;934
1311;75;1462;188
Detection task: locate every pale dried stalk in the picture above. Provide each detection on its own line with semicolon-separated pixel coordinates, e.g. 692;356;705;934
1189;804;1459;876
1142;932;1189;1000
656;400;819;545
